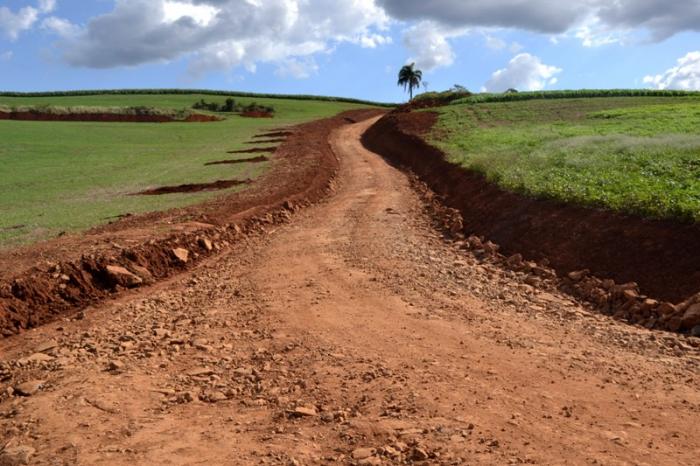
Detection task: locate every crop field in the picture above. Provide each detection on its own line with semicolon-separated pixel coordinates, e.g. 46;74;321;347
430;95;700;222
0;93;377;247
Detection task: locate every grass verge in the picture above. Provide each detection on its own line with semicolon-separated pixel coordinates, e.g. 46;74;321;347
430;96;700;222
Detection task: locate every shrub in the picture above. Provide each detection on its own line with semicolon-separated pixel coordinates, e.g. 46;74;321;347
192;98;275;114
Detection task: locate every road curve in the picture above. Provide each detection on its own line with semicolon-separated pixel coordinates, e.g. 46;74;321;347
0;116;698;465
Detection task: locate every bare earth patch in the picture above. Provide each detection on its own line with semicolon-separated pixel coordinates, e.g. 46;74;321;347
0;117;697;465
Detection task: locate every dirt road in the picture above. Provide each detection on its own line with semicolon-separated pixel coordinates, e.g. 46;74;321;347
1;117;698;465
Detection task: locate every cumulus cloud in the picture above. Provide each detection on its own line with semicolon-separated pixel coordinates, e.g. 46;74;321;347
274;57;319;79
54;0;390;79
643;51;700;90
483;53;562;92
42;16;80;38
378;0;700;46
0;0;57;40
402;21;467;71
38;0;57;14
0;5;39;40
596;0;700;41
483;33;523;53
574;17;627;48
359;33;392;49
378;0;587;34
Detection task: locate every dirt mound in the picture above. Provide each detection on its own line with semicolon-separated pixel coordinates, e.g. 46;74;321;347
136;179;251;195
0;111;220;123
205;156;268;166
227;147;276;154
363;110;700;332
0;108;385;337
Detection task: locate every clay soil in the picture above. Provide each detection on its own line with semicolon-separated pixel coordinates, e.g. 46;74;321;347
363;112;700;307
136;179;252;196
0;115;698;466
0;109;383;336
0;111;220;123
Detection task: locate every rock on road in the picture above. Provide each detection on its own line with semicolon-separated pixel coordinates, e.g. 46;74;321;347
0;116;698;465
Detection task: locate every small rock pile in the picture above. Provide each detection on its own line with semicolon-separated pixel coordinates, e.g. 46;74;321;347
561;271;700;334
0;200;304;337
411;174;700;337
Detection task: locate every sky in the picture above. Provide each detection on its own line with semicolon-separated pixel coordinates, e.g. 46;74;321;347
1;0;700;102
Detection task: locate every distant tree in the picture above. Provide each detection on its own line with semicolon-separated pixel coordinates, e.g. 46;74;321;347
505;88;519;94
422;81;430;92
451;84;468;92
397;63;423;100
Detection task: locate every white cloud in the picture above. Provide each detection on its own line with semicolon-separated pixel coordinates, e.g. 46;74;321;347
38;0;57;14
643;51;700;90
484;34;506;50
483;53;562;92
0;0;58;40
359;33;392;48
0;50;13;61
483;33;523;54
573;15;628;48
403;21;466;71
274;57;319;79
42;16;80;38
163;1;218;26
53;0;391;80
0;5;39;40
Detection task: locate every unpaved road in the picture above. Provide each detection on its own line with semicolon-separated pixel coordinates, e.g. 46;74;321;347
1;117;698;465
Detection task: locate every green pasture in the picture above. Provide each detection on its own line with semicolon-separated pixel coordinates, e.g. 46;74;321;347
430;95;700;222
0;93;375;247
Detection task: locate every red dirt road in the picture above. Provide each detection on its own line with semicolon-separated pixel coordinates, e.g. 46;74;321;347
0;117;698;465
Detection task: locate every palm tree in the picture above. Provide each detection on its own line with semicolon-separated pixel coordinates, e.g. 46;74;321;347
397;63;423;101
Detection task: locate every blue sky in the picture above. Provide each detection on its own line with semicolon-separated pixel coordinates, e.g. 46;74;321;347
1;0;699;102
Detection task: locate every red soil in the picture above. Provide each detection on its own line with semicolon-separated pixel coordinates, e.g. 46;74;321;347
0;111;220;123
362;111;700;306
136;179;252;195
0;109;385;337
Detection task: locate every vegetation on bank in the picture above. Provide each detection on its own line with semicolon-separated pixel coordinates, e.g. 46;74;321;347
0;104;199;120
453;89;700;104
192;98;274;114
0;88;395;107
0;93;376;247
430;95;700;222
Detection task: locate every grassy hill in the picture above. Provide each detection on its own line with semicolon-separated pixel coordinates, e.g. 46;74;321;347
0;92;379;247
429;94;700;222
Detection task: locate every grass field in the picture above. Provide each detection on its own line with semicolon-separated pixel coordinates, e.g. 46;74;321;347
0;93;375;247
430;96;700;222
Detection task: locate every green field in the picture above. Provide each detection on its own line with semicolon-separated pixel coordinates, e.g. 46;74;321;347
430;95;700;222
0;93;376;247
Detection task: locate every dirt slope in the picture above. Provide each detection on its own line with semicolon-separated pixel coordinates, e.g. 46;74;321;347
362;111;700;329
0;117;698;465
